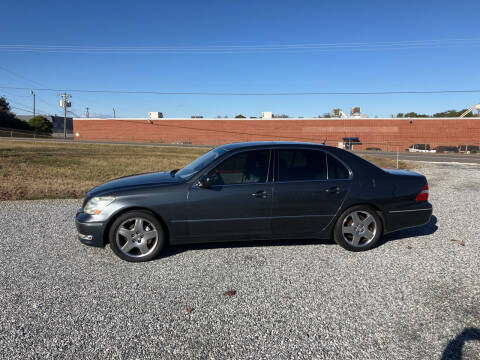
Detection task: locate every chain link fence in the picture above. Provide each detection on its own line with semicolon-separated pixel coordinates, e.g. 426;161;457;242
0;127;53;139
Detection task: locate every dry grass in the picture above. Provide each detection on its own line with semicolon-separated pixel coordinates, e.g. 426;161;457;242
0;140;207;200
0;140;411;200
361;155;412;170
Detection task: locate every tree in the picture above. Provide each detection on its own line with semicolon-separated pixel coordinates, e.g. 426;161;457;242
0;96;10;112
0;97;32;130
396;109;477;118
403;112;429;118
28;115;53;134
234;114;246;118
432;109;476;117
397;111;430;118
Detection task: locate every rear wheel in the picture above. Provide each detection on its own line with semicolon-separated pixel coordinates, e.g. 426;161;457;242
333;205;382;251
109;210;165;262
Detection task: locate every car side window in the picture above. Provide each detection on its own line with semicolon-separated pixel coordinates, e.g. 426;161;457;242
327;154;350;179
278;149;327;181
210;150;270;185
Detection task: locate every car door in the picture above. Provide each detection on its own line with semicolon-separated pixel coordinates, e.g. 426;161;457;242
272;148;352;235
186;149;273;241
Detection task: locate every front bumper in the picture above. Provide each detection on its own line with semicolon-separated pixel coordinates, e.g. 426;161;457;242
75;210;107;247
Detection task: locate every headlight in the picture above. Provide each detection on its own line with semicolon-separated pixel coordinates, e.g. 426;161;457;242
83;196;115;215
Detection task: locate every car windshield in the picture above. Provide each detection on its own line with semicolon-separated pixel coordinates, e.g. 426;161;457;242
175;147;228;180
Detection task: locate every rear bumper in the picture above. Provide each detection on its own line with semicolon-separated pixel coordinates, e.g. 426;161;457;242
75;210;106;247
384;202;433;234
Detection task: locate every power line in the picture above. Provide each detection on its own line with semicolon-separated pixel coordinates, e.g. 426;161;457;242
36;94;58;108
10;105;50;115
0;66;56;114
0;90;31;98
1;38;480;53
68;110;81;117
7;99;48;114
0;65;46;87
8;98;49;114
1;85;480;96
9;99;32;109
2;91;58;115
0;66;92;116
11;106;33;113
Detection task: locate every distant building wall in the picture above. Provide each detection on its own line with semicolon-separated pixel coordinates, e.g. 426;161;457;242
73;118;480;150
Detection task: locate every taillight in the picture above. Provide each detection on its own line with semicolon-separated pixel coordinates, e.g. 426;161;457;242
416;184;429;202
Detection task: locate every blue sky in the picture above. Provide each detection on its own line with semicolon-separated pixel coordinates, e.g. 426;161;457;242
1;0;480;118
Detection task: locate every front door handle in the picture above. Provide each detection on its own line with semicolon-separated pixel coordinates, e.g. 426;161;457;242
325;186;341;194
251;190;268;199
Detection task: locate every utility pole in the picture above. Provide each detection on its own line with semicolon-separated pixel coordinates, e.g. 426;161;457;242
30;90;36;118
113;108;116;118
59;93;72;139
85;107;89;118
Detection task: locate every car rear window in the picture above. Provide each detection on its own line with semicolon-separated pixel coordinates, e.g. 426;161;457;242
327;154;350;179
278;149;327;181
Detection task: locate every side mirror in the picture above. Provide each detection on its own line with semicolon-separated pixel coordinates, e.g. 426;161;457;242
198;175;213;188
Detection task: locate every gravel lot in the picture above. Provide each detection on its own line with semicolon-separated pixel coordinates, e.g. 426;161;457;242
1;162;479;359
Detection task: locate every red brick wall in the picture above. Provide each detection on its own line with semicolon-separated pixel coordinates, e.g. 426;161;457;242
73;118;480;151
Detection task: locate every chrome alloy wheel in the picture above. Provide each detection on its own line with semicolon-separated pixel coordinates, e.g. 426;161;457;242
115;217;158;258
342;210;377;247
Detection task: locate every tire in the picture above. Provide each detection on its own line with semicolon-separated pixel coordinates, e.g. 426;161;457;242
333;205;383;252
109;210;165;262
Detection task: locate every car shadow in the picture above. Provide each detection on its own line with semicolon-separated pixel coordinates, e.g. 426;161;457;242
159;215;437;259
160;237;335;259
441;327;480;359
378;215;438;246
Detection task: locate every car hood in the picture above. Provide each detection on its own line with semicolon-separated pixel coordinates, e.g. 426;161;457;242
87;171;183;197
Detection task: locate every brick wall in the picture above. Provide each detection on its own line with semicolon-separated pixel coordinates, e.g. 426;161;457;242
73;118;480;151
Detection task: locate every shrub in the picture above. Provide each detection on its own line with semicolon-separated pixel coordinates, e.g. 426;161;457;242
28;116;53;134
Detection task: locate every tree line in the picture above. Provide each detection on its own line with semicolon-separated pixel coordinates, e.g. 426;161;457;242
234;109;478;118
0;97;53;134
396;109;476;118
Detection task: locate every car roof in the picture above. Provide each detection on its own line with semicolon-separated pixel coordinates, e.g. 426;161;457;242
220;141;327;151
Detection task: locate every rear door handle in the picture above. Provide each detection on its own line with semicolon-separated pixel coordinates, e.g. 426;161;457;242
251;190;268;198
325;186;341;194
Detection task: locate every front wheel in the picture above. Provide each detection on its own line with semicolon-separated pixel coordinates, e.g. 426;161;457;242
333;205;382;251
109;210;165;262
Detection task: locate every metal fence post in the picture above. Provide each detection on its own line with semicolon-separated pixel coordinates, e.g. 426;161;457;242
396;147;399;169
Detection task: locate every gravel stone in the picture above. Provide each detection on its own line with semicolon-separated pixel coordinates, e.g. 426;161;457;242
0;162;479;359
